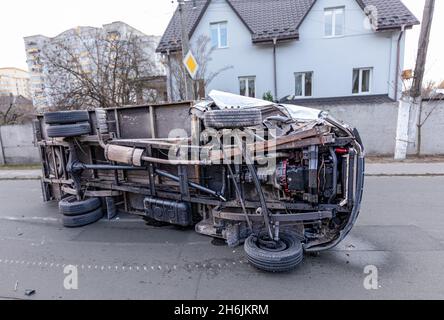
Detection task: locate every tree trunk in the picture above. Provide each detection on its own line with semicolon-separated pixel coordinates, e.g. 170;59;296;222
416;99;423;156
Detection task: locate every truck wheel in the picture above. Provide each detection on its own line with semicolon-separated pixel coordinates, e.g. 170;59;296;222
204;108;262;129
62;207;103;228
244;231;303;272
59;196;101;216
44;110;90;125
46;122;91;138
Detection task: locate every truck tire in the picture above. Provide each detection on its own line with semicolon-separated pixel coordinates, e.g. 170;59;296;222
204;108;262;129
59;196;101;216
244;231;303;272
46;122;91;138
44;110;90;125
62;207;103;228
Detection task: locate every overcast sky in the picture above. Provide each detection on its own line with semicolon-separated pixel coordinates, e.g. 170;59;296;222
0;0;442;84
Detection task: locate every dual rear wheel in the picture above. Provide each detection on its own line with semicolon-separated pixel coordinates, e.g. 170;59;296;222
44;110;91;138
58;196;103;228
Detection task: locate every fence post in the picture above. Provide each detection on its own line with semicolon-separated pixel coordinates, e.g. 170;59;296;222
0;126;5;165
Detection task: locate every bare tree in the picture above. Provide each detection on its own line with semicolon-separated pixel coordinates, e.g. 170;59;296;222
416;81;443;155
167;35;233;101
42;30;162;110
0;94;34;125
420;80;436;99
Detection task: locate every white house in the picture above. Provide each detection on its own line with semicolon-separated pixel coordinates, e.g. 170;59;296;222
157;0;418;103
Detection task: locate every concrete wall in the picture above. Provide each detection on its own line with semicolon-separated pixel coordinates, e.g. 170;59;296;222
0;101;441;165
412;100;444;155
189;0;404;101
315;102;399;155
307;100;444;156
0;123;40;165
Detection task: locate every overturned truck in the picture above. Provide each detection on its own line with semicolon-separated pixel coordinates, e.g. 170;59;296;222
35;91;365;272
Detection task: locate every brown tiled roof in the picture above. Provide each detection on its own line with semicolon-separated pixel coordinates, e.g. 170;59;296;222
157;0;419;53
358;0;419;30
280;94;396;106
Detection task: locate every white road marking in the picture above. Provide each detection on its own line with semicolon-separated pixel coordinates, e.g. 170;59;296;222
0;256;246;274
0;216;59;223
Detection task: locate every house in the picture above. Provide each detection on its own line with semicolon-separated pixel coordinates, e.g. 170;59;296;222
157;0;419;103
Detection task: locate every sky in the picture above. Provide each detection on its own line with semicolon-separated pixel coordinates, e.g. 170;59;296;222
0;0;442;84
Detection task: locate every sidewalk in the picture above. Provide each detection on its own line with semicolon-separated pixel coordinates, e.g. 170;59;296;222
1;162;444;179
365;162;444;176
0;169;42;180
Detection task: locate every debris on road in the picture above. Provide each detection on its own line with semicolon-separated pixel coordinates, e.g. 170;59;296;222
24;289;36;296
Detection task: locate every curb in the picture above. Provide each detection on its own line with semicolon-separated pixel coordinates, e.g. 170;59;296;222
0;216;142;225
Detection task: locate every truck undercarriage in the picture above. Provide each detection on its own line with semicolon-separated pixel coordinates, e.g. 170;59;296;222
35;91;365;272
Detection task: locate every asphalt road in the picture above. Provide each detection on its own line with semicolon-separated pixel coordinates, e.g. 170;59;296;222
0;177;443;300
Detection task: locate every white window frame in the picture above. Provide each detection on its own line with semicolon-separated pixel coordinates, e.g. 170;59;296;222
324;7;345;37
239;76;256;98
352;68;373;95
294;71;313;97
210;21;228;49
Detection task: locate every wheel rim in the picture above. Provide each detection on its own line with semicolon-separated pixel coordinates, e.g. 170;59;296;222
257;235;288;252
47;149;63;177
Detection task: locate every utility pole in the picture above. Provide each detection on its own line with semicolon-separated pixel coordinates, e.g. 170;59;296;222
411;0;435;156
411;0;435;98
178;0;194;101
394;0;435;159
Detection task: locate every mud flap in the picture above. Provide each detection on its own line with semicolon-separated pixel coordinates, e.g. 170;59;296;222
105;196;118;220
40;179;53;202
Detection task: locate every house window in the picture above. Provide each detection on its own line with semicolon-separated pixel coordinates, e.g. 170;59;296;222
324;7;345;37
352;68;372;94
295;72;313;97
239;76;256;98
210;22;228;48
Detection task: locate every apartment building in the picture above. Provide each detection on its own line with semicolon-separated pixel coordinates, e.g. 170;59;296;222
0;67;31;98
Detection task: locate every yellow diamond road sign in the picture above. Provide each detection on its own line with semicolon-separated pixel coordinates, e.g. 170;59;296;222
183;51;199;79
